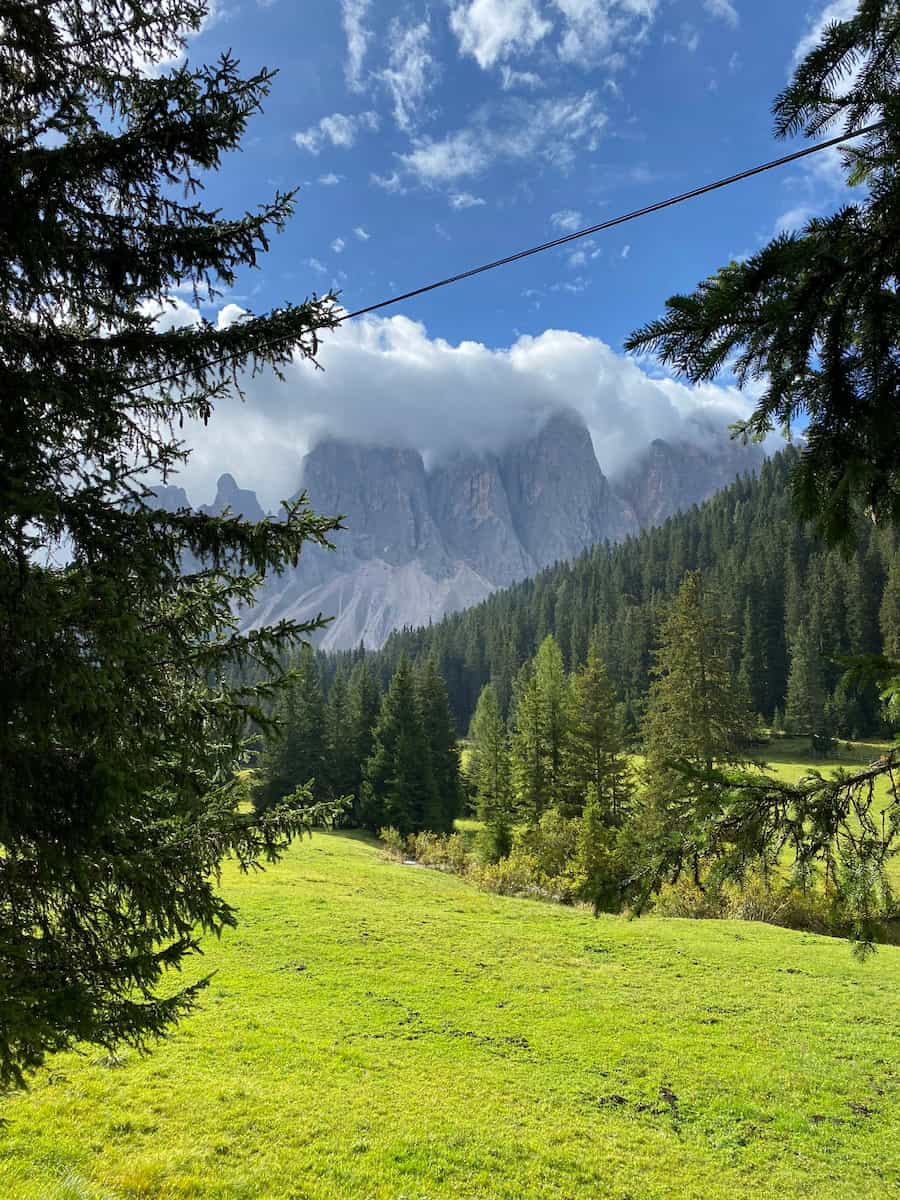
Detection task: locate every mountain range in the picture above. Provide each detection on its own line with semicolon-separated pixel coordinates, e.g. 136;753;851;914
159;408;763;651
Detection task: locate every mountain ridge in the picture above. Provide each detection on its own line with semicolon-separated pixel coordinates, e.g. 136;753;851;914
166;408;764;650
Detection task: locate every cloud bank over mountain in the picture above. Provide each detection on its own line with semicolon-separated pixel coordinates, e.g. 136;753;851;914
161;302;760;511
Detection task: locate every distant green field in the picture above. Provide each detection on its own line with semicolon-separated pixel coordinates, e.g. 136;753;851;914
2;833;898;1199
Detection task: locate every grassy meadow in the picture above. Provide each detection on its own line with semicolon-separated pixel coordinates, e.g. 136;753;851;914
2;828;898;1200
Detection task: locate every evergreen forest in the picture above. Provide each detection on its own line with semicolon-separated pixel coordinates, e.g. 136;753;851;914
328;448;900;742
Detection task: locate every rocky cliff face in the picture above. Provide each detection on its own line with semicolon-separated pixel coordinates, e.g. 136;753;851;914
614;433;764;528
157;410;763;651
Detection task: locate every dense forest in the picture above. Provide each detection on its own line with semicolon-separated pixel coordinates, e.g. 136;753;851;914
323;448;899;742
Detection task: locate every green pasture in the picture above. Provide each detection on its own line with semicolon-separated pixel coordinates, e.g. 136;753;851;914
1;831;897;1200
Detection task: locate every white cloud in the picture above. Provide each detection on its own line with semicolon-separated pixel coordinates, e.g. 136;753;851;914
400;130;490;183
664;23;700;52
370;170;406;193
703;0;738;27
331;238;346;254
449;191;487;209
552;0;659;68
450;0;552;68
308;257;327;273
380;18;437;133
399;90;607;185
341;0;372;92
318;173;343;186
165;313;762;511
550;208;583;231
793;0;857;66
773;205;816;236
294;111;379;154
621;243;631;258
354;226;371;240
500;65;545;90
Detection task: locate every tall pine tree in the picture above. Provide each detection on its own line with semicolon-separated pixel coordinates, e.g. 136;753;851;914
563;640;631;823
254;647;326;813
362;657;436;836
641;572;753;865
468;683;515;861
417;658;462;834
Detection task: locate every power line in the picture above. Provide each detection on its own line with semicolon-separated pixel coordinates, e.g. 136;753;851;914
131;120;883;394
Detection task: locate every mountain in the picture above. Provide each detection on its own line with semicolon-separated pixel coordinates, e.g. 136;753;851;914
350;447;892;743
614;431;765;528
158;409;764;651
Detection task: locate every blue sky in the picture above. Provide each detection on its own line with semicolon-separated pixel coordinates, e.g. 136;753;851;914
164;0;857;507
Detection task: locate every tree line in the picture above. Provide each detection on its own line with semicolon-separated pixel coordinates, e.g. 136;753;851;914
257;570;810;924
327;449;899;746
253;650;462;837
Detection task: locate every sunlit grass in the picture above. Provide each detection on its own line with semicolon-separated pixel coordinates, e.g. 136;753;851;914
2;833;898;1199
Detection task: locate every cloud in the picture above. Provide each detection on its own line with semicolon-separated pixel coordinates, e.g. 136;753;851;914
308;257;327;273
399;90;607;185
380;18;437;133
664;23;700;52
773;205;816;236
449;0;660;73
621;243;631;258
500;65;544;90
294;111;379;154
317;173;343;186
550;208;583;231
553;0;659;68
793;0;857;66
370;170;406;193
331;238;346;254
449;191;487;209
703;0;738;26
400;130;490;183
341;0;372;92
354;226;371;240
165;312;762;510
449;0;552;68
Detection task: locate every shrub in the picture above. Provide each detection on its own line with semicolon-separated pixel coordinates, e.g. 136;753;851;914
378;827;406;861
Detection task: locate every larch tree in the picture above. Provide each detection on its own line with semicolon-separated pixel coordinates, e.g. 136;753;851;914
0;0;342;1083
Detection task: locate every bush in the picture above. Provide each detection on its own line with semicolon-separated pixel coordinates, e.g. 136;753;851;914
469;851;543;897
378;826;406;861
652;877;727;920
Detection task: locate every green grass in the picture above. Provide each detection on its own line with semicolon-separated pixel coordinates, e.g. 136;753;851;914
2;833;899;1199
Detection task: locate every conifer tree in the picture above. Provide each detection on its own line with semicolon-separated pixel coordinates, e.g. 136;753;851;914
347;659;381;823
627;0;900;544
575;787;622;913
362;657;436;836
417;658;462;834
563;641;631;822
784;619;829;747
468;683;515;861
641;572;753;855
0;0;341;1082
880;551;900;659
324;670;356;810
533;635;570;810
254;647;326;813
509;662;546;822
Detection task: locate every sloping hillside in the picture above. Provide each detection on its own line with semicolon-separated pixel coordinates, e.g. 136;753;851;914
2;834;898;1199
